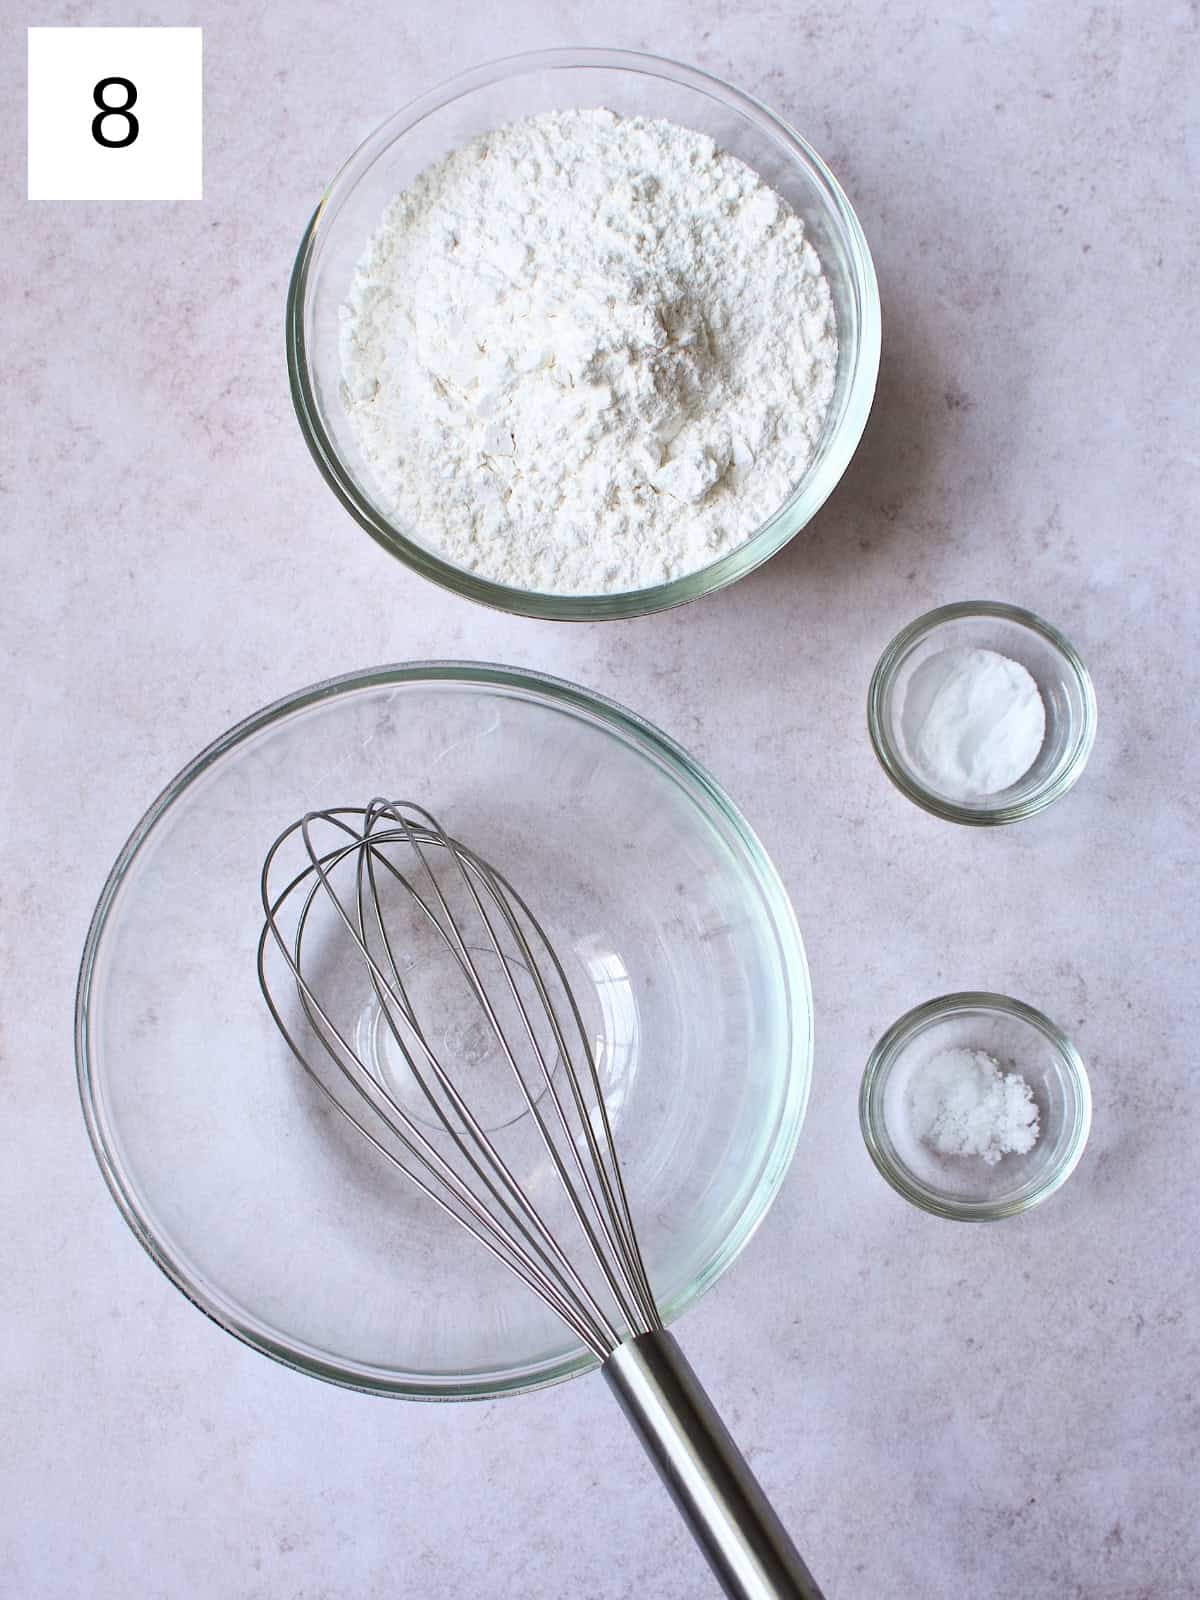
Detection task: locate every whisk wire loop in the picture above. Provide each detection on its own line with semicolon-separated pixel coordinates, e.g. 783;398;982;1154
259;814;616;1355
258;802;663;1359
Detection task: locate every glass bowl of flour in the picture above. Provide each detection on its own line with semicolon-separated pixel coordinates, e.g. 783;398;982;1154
287;48;880;619
860;993;1092;1220
868;601;1098;825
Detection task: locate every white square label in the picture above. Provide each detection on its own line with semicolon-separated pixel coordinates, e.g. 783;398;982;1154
28;27;202;201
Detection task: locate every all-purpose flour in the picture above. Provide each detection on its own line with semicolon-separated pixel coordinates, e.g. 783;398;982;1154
339;108;838;594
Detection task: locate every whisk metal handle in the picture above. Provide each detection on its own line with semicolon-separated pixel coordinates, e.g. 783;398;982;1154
604;1331;826;1600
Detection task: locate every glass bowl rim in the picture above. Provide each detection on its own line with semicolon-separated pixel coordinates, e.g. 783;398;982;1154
859;989;1092;1221
75;660;813;1399
866;600;1098;826
285;44;881;621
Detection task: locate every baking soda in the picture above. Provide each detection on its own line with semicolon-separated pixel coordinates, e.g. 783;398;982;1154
901;646;1045;799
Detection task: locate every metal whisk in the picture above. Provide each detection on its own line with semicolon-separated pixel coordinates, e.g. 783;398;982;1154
258;798;825;1600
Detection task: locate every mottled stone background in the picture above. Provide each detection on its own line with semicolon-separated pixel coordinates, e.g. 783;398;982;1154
3;3;1197;1596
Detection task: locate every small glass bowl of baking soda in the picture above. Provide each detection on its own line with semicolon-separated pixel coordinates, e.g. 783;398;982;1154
867;601;1097;825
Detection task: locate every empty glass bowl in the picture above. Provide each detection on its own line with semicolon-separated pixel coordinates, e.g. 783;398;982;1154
76;663;812;1397
860;992;1092;1220
867;601;1097;824
287;47;880;619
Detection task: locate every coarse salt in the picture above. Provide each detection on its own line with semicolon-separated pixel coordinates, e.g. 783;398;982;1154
908;1046;1040;1166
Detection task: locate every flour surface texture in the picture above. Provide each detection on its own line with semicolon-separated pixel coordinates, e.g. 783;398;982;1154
340;109;838;594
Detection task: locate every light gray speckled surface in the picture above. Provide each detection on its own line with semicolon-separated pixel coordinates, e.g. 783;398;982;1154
3;3;1198;1596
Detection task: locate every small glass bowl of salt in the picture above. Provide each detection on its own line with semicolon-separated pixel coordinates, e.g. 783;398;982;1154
860;992;1092;1220
867;601;1097;824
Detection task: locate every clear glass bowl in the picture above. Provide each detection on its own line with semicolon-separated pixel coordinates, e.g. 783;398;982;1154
860;993;1092;1220
76;663;812;1398
867;601;1097;825
286;47;880;620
